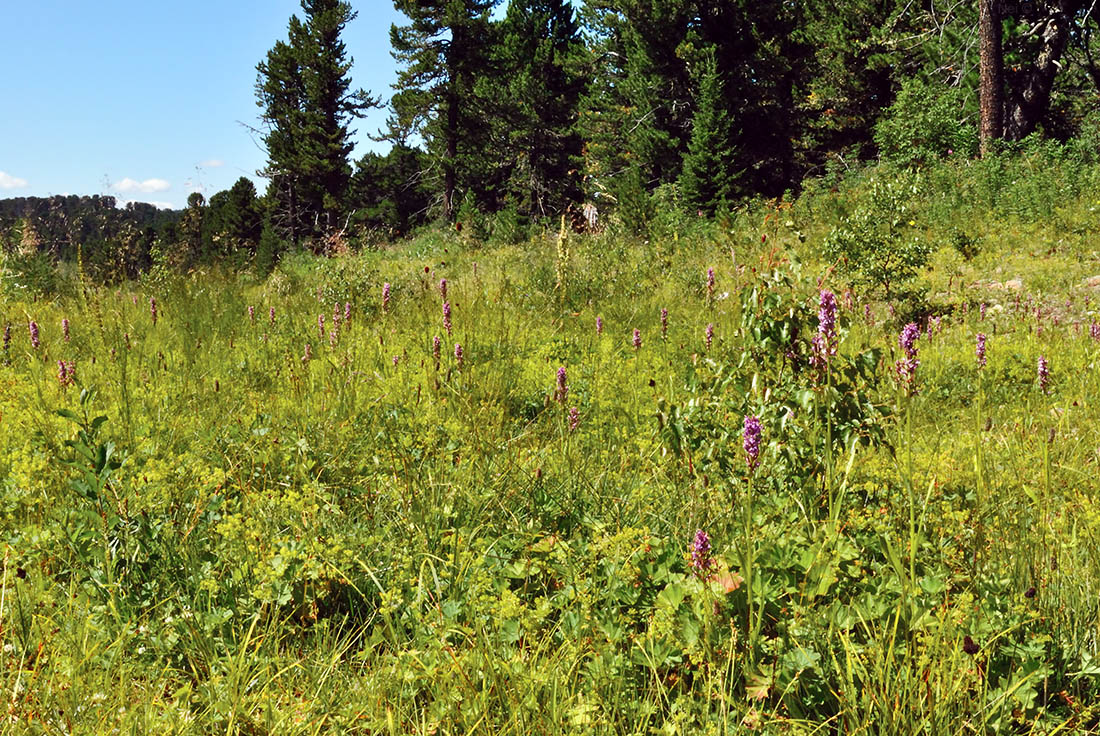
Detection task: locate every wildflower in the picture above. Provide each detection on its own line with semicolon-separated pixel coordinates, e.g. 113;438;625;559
895;323;920;389
247;306;255;325
864;303;872;324
743;415;762;472
443;302;452;336
150;297;157;326
596;316;603;336
632;328;642;351
439;277;447;301
392;355;400;367
62;318;70;342
432;335;442;367
812;290;838;368
344;302;351;323
705;323;714;351
269;306;276;325
568;406;580;432
1090;322;1100;342
706;268;715;298
980;302;987;321
333;302;341;327
329;330;337;348
842;289;854;311
29;320;40;350
1038;355;1050;393
382;282;391;313
660;308;669;340
303;343;312;362
318;314;325;338
57;360;75;387
454;342;464;369
962;636;980;655
976;333;987;369
691;529;712;572
556;366;568;405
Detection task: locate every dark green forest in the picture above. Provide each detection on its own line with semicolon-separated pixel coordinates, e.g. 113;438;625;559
6;0;1100;278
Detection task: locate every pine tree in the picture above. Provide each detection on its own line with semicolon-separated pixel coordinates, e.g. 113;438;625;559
390;0;497;220
497;0;586;218
679;50;736;215
256;0;377;243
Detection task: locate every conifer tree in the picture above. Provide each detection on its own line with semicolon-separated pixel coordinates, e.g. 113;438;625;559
389;0;497;220
679;50;735;215
497;0;586;218
256;0;376;243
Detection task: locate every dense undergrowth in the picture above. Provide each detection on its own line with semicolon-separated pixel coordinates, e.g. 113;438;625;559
4;153;1100;733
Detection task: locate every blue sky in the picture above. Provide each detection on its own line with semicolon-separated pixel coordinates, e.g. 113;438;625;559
1;1;405;209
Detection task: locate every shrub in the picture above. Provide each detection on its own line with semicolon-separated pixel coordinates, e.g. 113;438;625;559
874;78;976;167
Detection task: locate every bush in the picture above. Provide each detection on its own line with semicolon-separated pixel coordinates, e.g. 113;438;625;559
823;174;931;297
874;79;977;167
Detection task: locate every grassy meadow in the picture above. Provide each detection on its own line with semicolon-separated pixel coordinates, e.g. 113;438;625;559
5;154;1100;733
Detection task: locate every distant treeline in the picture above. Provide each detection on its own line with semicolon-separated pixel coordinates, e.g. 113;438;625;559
7;0;1100;281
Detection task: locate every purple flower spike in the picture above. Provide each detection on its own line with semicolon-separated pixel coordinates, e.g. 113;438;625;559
632;328;642;351
705;323;714;351
556;366;568;405
382;282;391;313
432;335;442;366
743;415;762;472
247;306;255;325
1038;355;1050;393
392;355;400;367
691;529;712;572
57;360;75;388
344;302;351;323
660;308;669;340
568;406;580;432
706;268;715;297
62;318;70;342
596;316;603;336
302;343;312;362
895;322;921;388
1090;322;1100;342
269;307;276;325
454;343;464;369
29;320;40;350
150;297;158;326
2;324;10;355
439;278;448;301
443;301;452;336
976;333;987;369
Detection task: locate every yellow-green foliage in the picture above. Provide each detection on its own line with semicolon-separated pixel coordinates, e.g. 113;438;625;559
3;164;1100;733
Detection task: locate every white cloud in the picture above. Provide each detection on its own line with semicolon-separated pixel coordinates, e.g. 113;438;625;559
199;159;224;168
0;171;28;189
116;177;171;193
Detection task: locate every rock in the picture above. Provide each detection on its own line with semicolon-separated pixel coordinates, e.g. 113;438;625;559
1004;279;1023;291
1083;275;1100;288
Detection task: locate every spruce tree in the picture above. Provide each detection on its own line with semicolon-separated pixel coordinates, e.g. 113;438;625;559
679;50;735;215
389;0;497;220
256;0;377;243
497;0;586;218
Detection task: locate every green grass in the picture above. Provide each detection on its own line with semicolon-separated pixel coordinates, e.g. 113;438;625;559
3;157;1100;733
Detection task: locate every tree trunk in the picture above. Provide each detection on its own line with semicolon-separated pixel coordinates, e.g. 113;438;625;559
1003;1;1072;140
979;0;1004;156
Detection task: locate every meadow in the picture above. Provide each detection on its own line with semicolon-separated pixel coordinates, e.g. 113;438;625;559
5;151;1100;733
